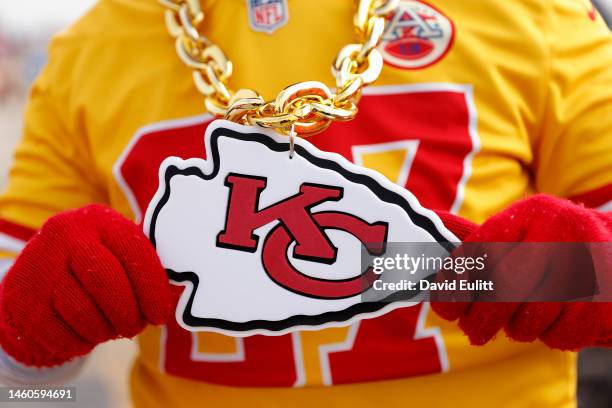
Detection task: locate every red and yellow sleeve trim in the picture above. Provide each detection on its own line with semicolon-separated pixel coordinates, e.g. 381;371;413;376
0;219;37;261
569;183;612;211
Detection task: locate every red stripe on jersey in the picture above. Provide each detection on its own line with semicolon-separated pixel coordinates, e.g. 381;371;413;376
569;184;612;209
0;219;37;243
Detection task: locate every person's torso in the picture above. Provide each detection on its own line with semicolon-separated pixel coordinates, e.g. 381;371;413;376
60;0;580;406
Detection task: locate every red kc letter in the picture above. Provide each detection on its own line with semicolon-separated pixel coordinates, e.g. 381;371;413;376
216;174;343;262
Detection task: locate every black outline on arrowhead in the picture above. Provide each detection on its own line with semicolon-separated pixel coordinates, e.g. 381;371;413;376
148;125;454;333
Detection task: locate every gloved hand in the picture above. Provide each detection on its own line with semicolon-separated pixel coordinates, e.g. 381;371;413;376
432;194;612;350
0;205;172;367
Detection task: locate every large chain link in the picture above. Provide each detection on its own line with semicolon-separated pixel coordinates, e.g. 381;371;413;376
160;0;398;136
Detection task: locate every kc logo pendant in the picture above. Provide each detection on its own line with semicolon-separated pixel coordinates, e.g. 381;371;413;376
145;120;457;336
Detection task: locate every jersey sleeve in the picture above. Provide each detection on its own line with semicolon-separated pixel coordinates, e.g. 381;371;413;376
0;35;103;381
533;0;612;210
0;35;106;264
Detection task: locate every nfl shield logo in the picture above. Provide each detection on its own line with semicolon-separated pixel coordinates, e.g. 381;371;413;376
246;0;289;34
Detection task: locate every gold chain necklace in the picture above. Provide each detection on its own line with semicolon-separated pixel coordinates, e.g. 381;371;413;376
160;0;398;136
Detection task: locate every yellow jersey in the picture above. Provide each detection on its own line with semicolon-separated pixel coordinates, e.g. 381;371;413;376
1;0;612;406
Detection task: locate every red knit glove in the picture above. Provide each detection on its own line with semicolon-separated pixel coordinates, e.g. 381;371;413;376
0;205;172;367
432;194;612;350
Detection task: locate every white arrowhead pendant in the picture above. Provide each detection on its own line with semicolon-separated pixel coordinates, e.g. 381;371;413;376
144;120;457;336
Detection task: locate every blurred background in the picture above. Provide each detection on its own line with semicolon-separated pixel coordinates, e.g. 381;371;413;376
0;1;611;407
